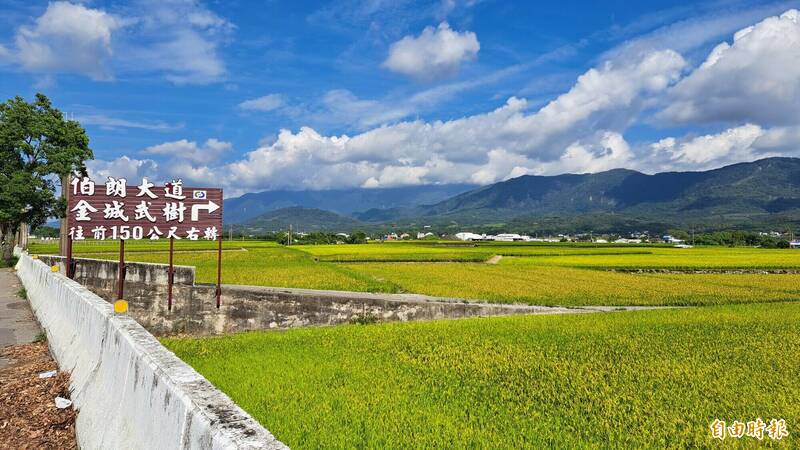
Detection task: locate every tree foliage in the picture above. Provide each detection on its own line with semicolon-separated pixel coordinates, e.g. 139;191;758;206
0;93;92;259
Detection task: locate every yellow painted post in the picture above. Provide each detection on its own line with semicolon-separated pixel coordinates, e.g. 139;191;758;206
114;299;128;314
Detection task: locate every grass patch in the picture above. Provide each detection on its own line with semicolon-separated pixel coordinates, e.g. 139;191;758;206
0;256;18;268
16;287;26;299
33;331;47;343
163;302;800;448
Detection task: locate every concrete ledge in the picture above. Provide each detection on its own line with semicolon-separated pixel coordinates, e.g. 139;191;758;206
15;250;286;450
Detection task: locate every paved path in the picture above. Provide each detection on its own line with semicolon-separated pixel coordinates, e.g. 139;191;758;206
0;268;41;369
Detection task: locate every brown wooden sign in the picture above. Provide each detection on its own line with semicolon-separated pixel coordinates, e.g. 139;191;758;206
66;177;223;241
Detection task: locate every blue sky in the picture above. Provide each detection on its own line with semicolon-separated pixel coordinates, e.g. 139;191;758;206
1;0;800;195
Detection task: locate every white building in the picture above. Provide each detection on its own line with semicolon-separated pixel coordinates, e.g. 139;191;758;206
790;241;800;249
455;232;484;241
495;233;525;242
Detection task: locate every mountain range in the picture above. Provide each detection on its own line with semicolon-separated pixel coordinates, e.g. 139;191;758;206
229;158;800;234
224;184;476;223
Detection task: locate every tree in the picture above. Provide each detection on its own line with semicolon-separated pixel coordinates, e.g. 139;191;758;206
0;93;93;260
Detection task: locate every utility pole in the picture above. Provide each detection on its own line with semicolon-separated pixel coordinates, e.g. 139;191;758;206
229;224;233;241
287;224;292;246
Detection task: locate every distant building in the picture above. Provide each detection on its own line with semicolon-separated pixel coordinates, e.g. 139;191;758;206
790;241;800;249
417;232;434;239
455;232;484;241
614;238;642;244
662;235;684;244
495;233;525;242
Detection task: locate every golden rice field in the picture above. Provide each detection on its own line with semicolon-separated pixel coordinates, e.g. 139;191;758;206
343;259;800;306
163;302;800;448
28;240;800;306
29;239;800;446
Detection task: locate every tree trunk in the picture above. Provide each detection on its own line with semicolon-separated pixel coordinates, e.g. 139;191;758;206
17;223;29;250
1;226;15;261
59;174;70;256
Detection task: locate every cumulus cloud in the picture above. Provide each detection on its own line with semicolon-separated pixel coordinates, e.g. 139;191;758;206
652;124;763;166
660;9;800;126
217;49;684;191
87;156;159;183
238;94;286;112
86;9;800;193
2;0;230;84
648;123;800;172
10;1;121;80
383;22;479;81
143;138;231;165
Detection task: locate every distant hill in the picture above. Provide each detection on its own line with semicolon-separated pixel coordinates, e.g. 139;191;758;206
224;184;477;223
354;158;800;232
236;207;364;233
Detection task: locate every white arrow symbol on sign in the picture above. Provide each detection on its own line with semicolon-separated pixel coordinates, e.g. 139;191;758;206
191;201;220;221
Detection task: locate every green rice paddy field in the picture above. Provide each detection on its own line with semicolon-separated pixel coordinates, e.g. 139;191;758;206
163;303;800;448
29;240;800;307
30;240;800;447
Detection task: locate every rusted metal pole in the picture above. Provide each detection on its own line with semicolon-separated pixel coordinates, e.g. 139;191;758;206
168;237;174;311
117;239;126;301
66;236;73;279
215;235;222;308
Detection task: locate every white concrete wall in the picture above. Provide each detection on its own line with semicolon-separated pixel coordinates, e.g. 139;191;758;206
14;249;287;450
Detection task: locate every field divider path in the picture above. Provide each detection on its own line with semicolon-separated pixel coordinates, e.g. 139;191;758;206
224;285;683;317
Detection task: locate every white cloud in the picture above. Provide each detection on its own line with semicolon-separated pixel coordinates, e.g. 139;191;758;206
11;1;121;80
87;156;159;183
3;0;230;84
660;9;800;126
77;114;182;132
653;124;763;166
541;132;634;174
319;89;414;129
144;138;231;165
120;0;232;85
239;94;286;112
648;123;800;172
84;9;800;193
383;22;479;81
164;49;684;191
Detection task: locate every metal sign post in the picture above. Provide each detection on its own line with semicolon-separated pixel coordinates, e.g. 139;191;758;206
216;235;222;308
168;237;174;311
66;236;74;279
117;239;126;301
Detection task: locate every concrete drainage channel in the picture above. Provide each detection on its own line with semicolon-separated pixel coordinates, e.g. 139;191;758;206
14;249;287;450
